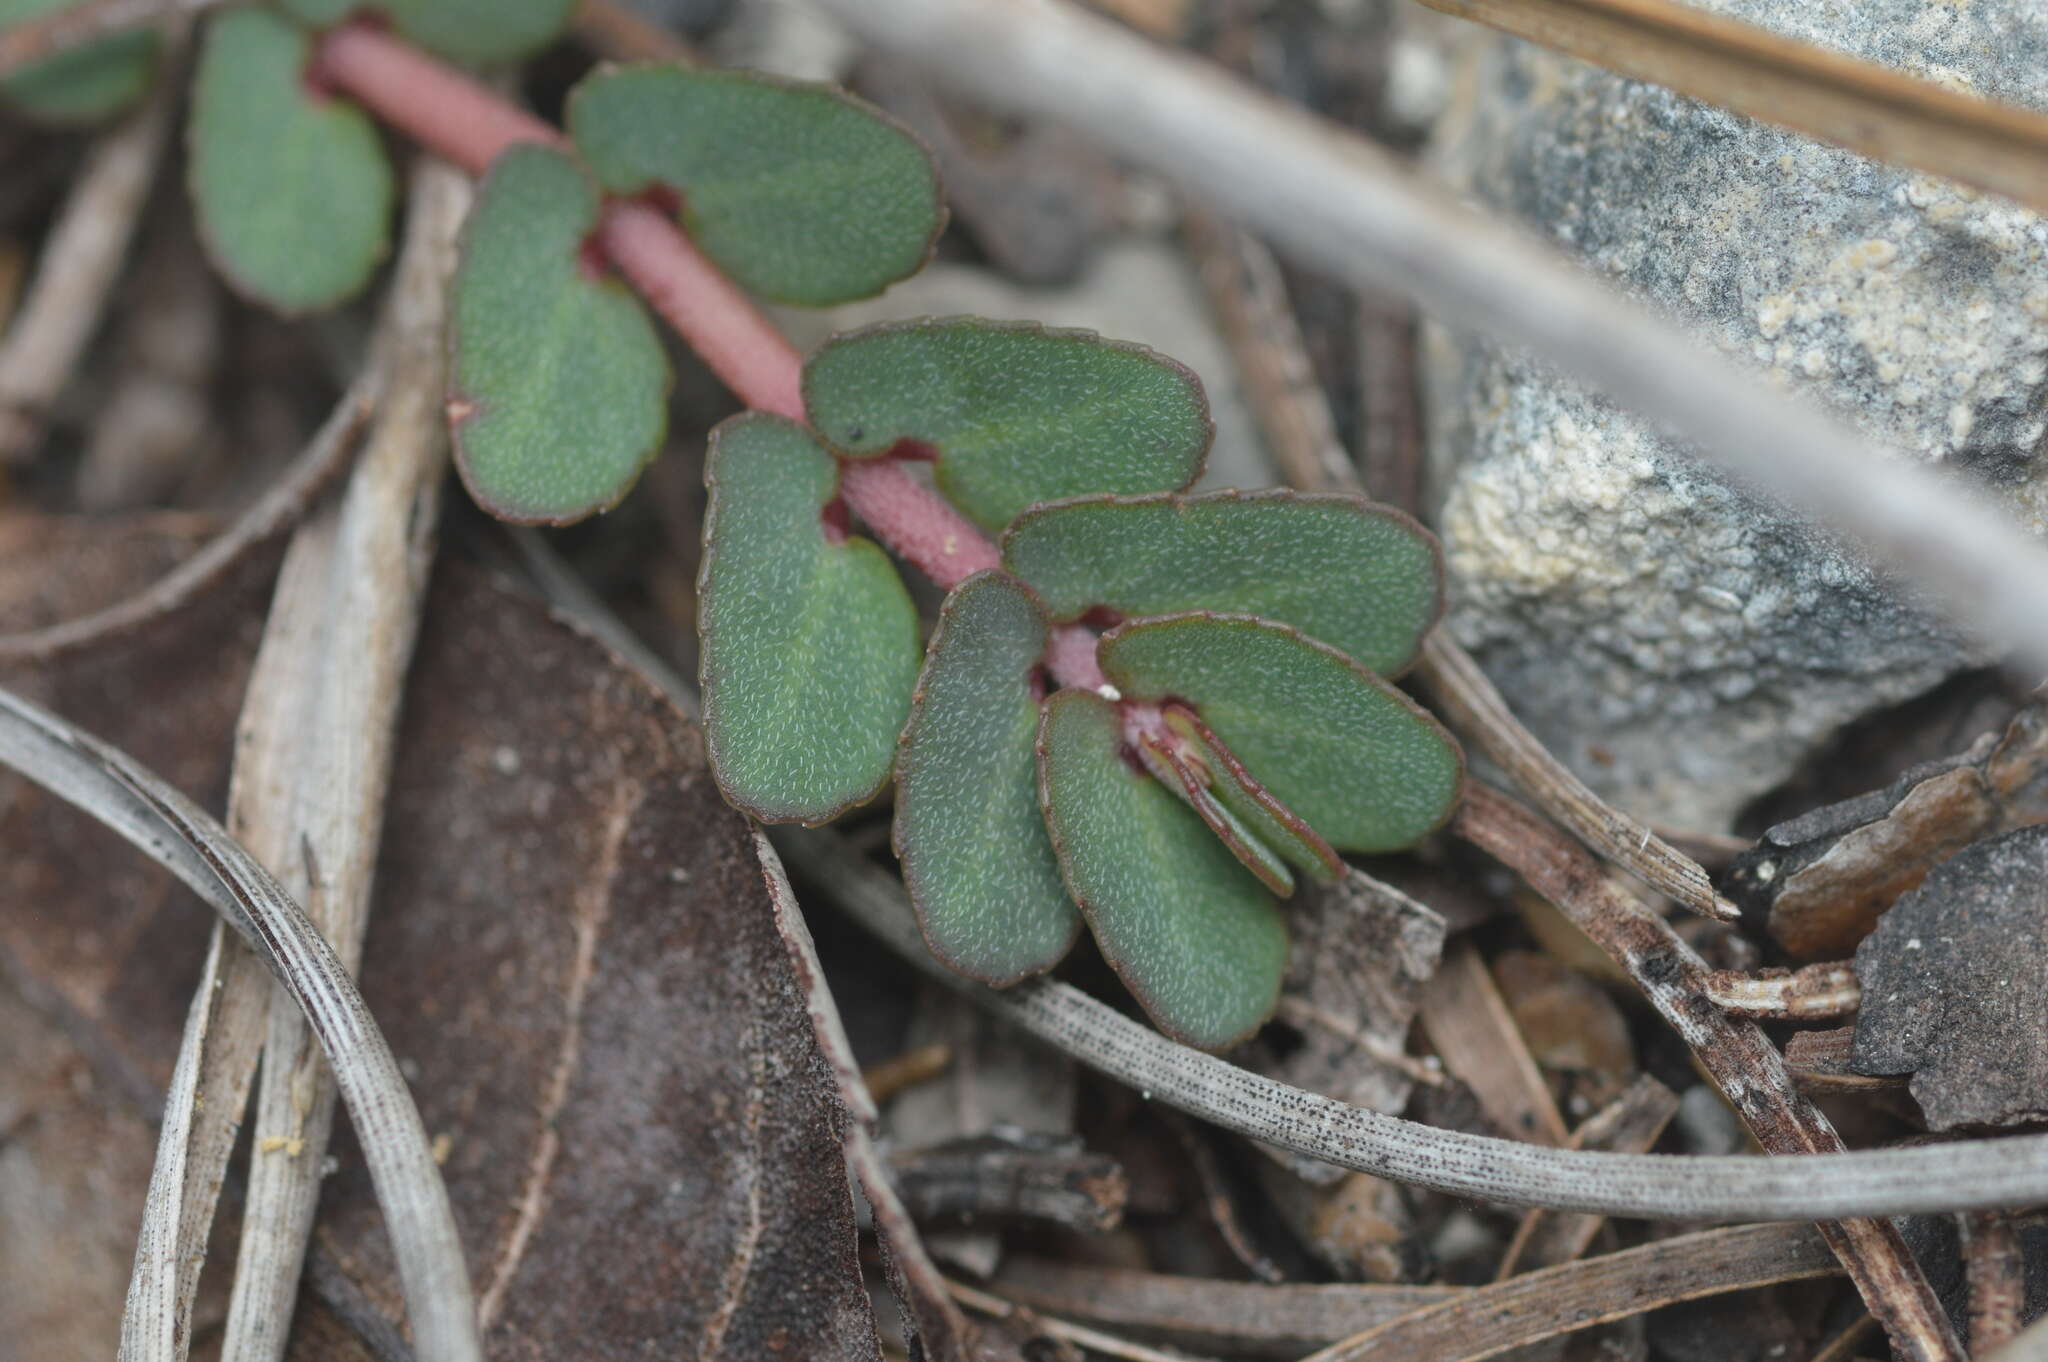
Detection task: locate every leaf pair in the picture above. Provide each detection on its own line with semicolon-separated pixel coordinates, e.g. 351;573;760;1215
698;321;1214;821
898;565;1460;1051
452;67;946;522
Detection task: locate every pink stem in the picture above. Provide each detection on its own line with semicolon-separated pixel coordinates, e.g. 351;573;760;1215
837;460;997;586
596;202;807;419
314;24;1115;688
314;22;561;175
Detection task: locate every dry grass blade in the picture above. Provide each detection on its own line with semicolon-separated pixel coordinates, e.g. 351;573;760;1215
118;925;271;1361
815;0;2048;680
113;160;464;1362
0;20;181;465
780;819;2048;1222
992;1260;1455;1359
1416;636;1733;919
1300;1222;1837;1362
216;160;467;1362
0;367;379;663
0;687;480;1362
947;1278;1212;1362
1414;0;2048;216
1455;784;1961;1362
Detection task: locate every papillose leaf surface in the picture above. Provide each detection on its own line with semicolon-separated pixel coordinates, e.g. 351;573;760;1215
804;319;1212;533
1100;614;1463;854
274;0;353;23
700;414;921;824
450;144;669;524
0;0;157;122
1037;687;1286;1051
1003;490;1442;676
895;571;1080;985
277;0;573;64
568;65;943;306
187;7;392;313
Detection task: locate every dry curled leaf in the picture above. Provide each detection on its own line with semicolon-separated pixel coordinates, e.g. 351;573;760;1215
1730;702;2048;958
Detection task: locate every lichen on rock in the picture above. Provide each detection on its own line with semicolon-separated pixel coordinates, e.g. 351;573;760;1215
1421;0;2048;830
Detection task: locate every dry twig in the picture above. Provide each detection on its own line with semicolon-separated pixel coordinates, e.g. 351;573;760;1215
1964;1211;2026;1357
947;1278;1206;1362
215;161;467;1362
1455;783;1961;1362
1414;0;2048;215
1299;1222;1837;1362
0;369;379;662
1702;962;1862;1021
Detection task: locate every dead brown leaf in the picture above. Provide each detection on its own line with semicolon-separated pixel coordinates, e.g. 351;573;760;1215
0;513;882;1359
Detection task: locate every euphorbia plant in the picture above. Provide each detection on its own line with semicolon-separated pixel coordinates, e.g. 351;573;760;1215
5;0;1464;1050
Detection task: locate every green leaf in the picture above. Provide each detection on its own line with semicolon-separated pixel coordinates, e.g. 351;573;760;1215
274;0;353;23
276;0;574;64
700;413;921;824
1159;704;1343;883
895;571;1080;985
1003;491;1442;676
1036;687;1286;1051
1;0;156;123
1099;614;1464;854
568;65;942;307
450;145;669;525
805;319;1212;534
187;7;392;313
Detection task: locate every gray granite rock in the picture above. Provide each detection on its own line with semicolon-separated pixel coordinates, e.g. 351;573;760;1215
1421;1;2048;830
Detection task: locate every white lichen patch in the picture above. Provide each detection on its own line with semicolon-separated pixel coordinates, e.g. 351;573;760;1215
1421;0;2048;827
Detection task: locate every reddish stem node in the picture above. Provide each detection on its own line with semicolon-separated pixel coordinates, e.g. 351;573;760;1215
1044;620;1108;693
